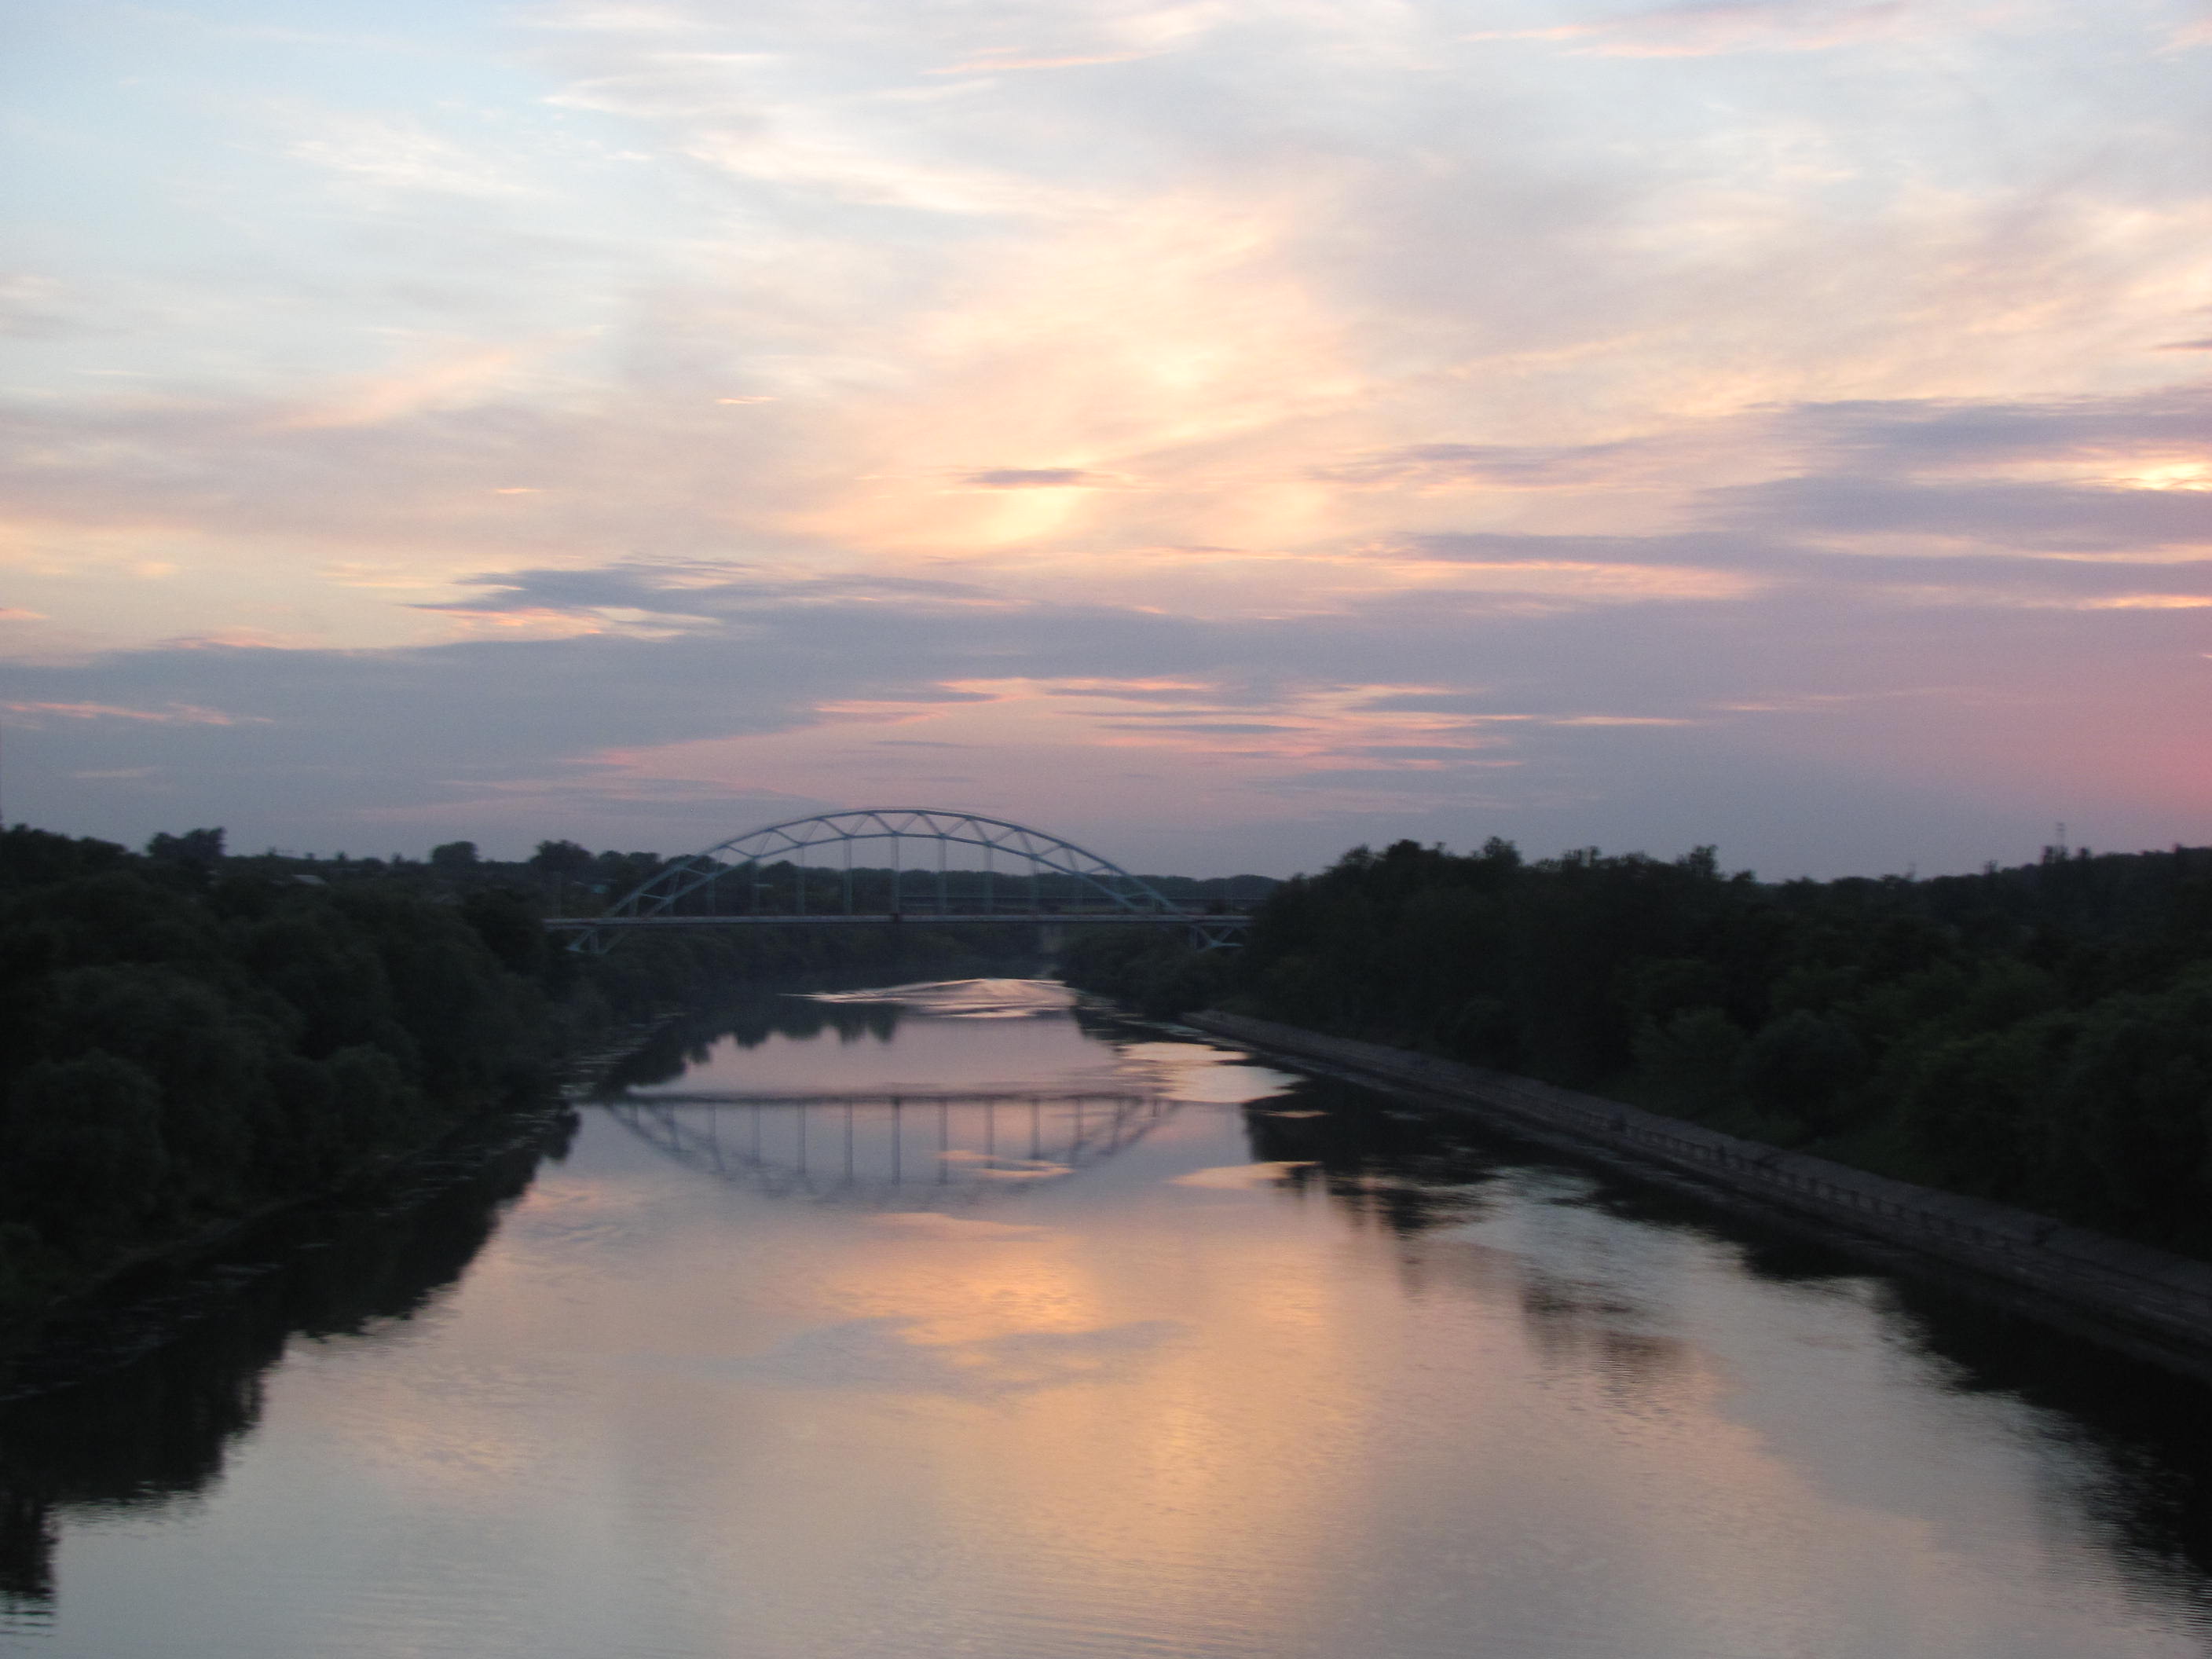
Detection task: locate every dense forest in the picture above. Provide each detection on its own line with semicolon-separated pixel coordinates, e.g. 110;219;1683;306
1064;837;2212;1257
0;825;1028;1324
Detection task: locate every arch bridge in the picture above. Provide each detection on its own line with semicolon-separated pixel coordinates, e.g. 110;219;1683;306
544;808;1250;952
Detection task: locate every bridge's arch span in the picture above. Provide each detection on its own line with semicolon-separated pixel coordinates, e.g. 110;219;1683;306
602;808;1181;923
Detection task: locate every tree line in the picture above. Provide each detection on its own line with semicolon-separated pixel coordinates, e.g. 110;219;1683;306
1063;837;2212;1256
0;825;1023;1322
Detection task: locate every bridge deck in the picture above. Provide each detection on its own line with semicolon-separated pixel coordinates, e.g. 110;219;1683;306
543;911;1250;929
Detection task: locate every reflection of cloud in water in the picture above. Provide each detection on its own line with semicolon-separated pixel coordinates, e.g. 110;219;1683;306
800;978;1078;1018
1241;1081;1508;1236
712;1316;1188;1397
1117;1040;1302;1104
938;1149;1071;1181
864;1214;1055;1243
1170;1161;1316;1190
504;1180;659;1250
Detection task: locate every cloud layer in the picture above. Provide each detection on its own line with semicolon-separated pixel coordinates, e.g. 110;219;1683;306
3;0;2208;874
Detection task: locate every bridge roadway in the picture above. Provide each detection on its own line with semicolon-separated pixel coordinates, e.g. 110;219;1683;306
544;911;1251;932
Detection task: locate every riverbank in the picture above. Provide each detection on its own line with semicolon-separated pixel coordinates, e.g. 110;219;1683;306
1188;1009;2212;1379
0;1091;589;1404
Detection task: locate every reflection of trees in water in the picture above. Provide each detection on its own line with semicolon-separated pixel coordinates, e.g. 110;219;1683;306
591;989;1130;1100
1501;1261;1695;1401
1247;1072;2212;1597
595;991;910;1095
1244;1074;1508;1236
1563;1156;2212;1589
0;1106;577;1615
1872;1281;2212;1595
1246;1076;1695;1397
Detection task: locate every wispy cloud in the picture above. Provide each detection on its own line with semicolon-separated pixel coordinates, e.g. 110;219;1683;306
6;0;2210;873
1468;2;1914;58
2;701;267;726
958;468;1124;489
927;49;1165;75
287;114;540;200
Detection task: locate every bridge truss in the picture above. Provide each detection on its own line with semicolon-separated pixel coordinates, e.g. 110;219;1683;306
552;808;1248;952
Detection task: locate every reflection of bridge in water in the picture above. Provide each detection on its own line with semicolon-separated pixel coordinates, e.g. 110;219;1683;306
602;1089;1177;1207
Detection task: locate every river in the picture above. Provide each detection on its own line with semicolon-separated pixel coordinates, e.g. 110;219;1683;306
5;978;2212;1657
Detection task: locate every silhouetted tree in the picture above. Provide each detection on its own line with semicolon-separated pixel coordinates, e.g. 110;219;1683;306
145;827;225;870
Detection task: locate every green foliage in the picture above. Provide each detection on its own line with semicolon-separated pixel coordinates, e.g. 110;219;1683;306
460;888;548;976
26;965;273;1200
4;1053;168;1244
1188;834;2212;1257
1899;1017;2071;1202
145;828;225;872
1057;928;1239;1019
1736;1009;1868;1133
2042;971;2212;1243
0;830;558;1313
0;826;131;892
529;839;595;878
1632;1006;1746;1118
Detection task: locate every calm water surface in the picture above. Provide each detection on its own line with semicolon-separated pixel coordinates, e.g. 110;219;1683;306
8;979;2212;1657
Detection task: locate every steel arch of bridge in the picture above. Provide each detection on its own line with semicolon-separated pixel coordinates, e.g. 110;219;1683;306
567;808;1246;950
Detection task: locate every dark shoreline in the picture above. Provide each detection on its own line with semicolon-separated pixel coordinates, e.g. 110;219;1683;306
1188;1009;2212;1383
0;1091;587;1406
0;1009;679;1404
0;978;959;1404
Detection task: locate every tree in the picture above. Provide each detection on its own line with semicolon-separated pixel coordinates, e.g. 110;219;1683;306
4;1053;169;1240
529;840;593;879
1634;1006;1747;1116
461;888;546;976
1735;1009;1869;1135
429;840;480;873
145;829;224;870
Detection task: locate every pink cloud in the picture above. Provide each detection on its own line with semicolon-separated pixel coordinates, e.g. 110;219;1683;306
2;700;266;725
1469;2;1910;58
927;49;1163;75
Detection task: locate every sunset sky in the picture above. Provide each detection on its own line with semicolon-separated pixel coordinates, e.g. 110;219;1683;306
5;0;2209;876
